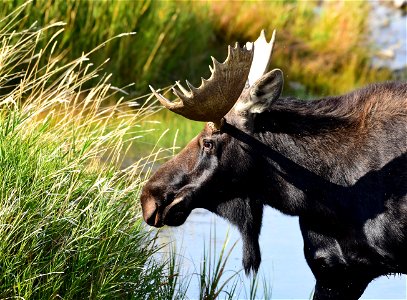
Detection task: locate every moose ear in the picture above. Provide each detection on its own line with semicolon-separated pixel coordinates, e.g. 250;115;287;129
247;68;284;114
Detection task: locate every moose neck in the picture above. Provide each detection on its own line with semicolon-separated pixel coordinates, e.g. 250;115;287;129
223;96;369;218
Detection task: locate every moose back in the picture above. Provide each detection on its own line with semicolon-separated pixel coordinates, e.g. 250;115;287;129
140;31;407;300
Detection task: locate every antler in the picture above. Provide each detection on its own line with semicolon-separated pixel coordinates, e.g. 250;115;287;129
150;30;275;129
150;43;253;128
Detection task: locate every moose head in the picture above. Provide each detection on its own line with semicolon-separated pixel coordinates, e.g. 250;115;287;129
141;31;282;273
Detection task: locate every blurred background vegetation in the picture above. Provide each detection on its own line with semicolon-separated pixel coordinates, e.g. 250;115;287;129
1;0;396;99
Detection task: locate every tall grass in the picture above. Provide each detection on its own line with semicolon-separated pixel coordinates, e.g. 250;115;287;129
0;4;180;298
197;232;272;300
198;230;240;300
1;0;392;98
157;227;270;300
0;0;215;94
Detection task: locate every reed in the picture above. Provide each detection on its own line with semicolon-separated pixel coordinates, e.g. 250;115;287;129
198;230;240;300
0;4;178;298
194;228;271;299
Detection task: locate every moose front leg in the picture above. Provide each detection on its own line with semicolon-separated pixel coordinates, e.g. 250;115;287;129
211;197;264;274
312;278;369;300
300;221;371;300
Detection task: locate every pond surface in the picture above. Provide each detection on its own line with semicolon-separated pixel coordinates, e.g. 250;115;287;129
369;0;407;71
159;208;406;299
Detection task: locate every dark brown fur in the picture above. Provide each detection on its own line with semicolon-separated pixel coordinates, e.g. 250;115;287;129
141;81;407;300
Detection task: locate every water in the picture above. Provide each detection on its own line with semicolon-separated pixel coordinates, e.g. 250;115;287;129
159;208;406;299
369;1;407;71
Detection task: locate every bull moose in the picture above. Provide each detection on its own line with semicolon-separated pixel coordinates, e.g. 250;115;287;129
140;30;407;299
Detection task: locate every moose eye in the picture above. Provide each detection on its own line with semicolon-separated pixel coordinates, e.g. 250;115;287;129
203;140;214;151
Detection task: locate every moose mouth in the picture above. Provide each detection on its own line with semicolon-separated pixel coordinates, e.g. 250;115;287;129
146;196;192;228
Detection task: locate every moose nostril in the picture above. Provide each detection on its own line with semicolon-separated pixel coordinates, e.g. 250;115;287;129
146;207;158;226
142;198;159;226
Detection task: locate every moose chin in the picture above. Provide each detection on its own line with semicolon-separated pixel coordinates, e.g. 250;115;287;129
140;30;407;300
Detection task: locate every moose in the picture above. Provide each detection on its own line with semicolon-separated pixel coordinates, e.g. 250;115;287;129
140;30;407;299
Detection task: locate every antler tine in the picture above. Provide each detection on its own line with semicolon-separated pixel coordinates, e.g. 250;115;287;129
175;81;191;97
246;29;276;87
149;85;183;111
